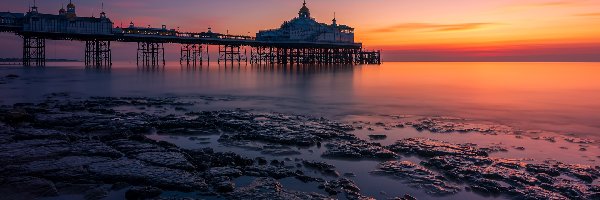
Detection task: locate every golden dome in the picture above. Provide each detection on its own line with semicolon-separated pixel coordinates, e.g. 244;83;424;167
67;2;75;9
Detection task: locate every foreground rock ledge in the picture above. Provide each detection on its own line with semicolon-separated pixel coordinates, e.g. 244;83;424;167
0;96;598;200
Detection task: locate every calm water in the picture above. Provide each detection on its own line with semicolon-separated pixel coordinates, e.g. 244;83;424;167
1;61;599;139
3;61;600;200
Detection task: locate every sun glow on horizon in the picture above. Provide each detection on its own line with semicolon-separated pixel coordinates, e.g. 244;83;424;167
1;0;599;61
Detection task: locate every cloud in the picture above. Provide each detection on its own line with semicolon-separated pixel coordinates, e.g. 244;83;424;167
530;1;575;7
505;0;583;11
372;23;498;33
574;12;600;17
375;42;600;62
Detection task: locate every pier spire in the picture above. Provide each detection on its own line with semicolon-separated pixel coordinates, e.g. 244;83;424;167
299;0;310;18
332;12;337;26
100;2;106;18
31;0;38;13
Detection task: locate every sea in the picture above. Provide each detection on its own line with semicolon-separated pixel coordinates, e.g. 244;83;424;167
1;61;599;200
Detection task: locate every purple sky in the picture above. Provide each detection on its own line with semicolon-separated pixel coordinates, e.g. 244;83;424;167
1;0;599;61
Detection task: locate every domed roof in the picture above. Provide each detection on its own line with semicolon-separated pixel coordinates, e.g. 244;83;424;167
299;5;309;14
67;1;75;8
298;1;310;18
59;8;66;13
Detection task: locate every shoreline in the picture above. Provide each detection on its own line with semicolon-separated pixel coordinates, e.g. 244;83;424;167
0;96;597;199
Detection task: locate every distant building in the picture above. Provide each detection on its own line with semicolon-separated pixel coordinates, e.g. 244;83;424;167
0;12;24;25
117;22;177;36
22;1;113;35
256;0;355;43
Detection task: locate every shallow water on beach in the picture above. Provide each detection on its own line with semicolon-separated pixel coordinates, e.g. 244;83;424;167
1;61;599;139
2;61;600;199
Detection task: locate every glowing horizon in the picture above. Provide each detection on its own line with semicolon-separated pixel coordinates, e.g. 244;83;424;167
1;0;599;61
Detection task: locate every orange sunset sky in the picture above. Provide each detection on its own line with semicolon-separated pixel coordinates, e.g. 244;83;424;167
1;0;600;61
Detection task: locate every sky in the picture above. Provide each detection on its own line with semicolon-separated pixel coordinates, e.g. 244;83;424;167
1;0;600;61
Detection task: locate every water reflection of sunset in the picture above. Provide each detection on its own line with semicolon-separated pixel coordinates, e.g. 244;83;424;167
353;62;600;137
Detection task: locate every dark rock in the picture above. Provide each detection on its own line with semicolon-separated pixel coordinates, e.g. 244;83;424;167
320;178;367;199
111;182;130;190
211;176;235;193
526;163;561;176
409;117;507;133
208;167;242;177
368;134;387;140
513;186;567;200
243;165;296;179
0;176;58;198
87;158;207;191
373;161;459;195
227;177;327;200
134;151;195;170
390;194;418;200
125;186;162;200
84;186;109;200
387;138;488;158
1;109;34;125
323;140;397;159
256;157;268;165
302;160;339;177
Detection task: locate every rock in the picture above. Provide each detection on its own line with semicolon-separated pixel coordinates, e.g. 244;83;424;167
387;138;488;158
302;160;339;177
111;182;130;190
323;140;397;160
208;167;243;177
390;194;418;200
368;134;387;140
125;186;162;200
0;176;58;198
469;179;504;195
513;186;567;200
227;177;327;200
0;139;122;164
261;145;302;156
555;163;599;182
526;163;561;176
409;117;508;133
320;178;367;199
514;146;526;151
243;165;296;179
88;158;207;191
134;151;195;170
22;156;112;180
373;161;459;195
479;145;508;153
84;186;109;200
212;176;235;193
256;157;268;165
1;109;34;125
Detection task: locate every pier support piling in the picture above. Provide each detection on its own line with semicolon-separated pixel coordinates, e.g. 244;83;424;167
249;46;380;65
85;40;111;67
22;36;45;67
180;44;205;66
218;45;246;64
137;42;165;67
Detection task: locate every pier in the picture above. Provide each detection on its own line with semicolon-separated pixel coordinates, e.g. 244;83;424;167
0;1;381;67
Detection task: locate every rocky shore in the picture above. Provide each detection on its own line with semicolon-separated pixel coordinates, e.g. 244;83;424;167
0;96;598;200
